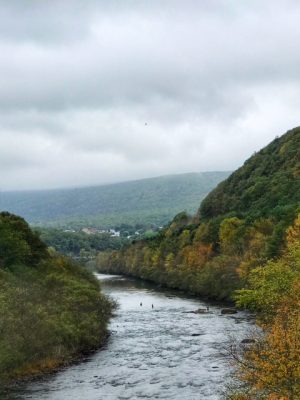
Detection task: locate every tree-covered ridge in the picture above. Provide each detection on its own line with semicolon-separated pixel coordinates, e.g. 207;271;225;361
0;212;48;268
0;172;230;229
200;127;300;221
96;128;300;300
0;212;113;382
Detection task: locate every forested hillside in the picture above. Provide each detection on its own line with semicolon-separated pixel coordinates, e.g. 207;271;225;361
96;127;300;398
96;128;300;298
0;172;229;229
0;212;113;382
231;216;300;399
200;129;300;221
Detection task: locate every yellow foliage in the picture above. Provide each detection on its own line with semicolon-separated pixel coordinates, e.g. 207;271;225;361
180;243;212;269
286;213;300;246
219;217;244;255
234;215;300;399
165;253;175;272
238;284;300;399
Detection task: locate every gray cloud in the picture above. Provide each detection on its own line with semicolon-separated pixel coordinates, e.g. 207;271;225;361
0;0;300;190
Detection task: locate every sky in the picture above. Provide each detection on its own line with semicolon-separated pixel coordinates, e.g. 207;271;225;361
1;0;300;191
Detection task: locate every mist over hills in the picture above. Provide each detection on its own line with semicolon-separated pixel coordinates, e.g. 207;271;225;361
0;172;230;229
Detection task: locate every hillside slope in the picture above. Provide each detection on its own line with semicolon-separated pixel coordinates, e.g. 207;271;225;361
0;212;113;382
200;128;300;220
96;127;300;300
0;172;230;229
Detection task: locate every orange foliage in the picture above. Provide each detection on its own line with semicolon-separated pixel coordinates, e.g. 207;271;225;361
237;278;300;399
180;243;213;269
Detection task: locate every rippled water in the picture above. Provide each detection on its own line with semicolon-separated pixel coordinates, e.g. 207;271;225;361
6;274;254;400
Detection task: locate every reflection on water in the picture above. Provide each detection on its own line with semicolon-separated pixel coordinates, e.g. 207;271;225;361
6;274;254;400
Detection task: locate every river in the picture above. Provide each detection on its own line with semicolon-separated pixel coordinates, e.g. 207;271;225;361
7;274;254;400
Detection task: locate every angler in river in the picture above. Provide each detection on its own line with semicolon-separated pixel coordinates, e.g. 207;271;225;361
9;274;253;400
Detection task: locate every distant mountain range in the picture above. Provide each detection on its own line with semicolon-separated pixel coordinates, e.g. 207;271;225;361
0;172;230;229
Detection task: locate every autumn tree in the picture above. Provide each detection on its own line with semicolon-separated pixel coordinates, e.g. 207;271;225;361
232;214;300;399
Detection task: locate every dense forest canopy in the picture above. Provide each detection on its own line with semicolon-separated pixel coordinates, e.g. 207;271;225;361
231;215;300;399
200;128;300;221
0;212;113;382
0;212;48;268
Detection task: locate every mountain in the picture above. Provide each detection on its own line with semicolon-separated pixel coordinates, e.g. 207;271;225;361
0;172;230;229
200;128;300;221
96;127;300;300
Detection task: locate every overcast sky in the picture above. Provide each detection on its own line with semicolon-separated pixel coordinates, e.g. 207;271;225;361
1;0;300;190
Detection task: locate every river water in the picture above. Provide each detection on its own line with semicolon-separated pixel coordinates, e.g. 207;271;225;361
7;274;254;400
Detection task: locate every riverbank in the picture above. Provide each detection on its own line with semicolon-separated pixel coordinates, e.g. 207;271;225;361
4;330;112;384
96;270;237;308
0;259;114;385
